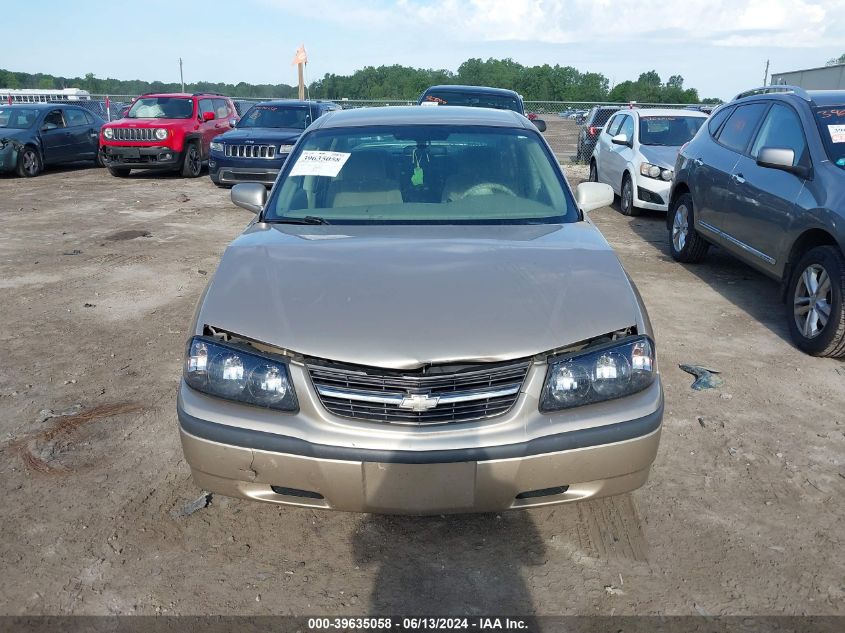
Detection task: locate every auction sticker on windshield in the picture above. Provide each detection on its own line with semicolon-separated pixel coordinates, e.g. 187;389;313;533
829;125;845;143
289;151;351;177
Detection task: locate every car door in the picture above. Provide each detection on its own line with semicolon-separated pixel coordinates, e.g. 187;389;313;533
38;108;72;164
198;98;217;158
604;114;634;194
594;113;622;185
725;102;810;273
62;107;98;160
692;102;769;236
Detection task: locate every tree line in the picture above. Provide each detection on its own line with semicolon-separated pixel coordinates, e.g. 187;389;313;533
1;59;719;103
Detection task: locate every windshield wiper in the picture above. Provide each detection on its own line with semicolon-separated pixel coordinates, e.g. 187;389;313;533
271;216;331;225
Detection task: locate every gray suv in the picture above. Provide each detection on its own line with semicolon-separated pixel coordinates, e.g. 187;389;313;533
668;86;845;357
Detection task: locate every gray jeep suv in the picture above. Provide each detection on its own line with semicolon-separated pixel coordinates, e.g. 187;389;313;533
668;86;845;357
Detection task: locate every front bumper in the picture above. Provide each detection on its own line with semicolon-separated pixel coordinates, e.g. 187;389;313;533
177;362;663;514
632;172;671;212
209;154;287;186
102;145;182;170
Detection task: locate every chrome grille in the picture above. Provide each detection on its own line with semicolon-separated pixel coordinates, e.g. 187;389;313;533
308;360;530;425
112;127;156;141
224;144;277;159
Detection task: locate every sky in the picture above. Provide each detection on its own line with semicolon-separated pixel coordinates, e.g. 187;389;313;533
3;0;844;101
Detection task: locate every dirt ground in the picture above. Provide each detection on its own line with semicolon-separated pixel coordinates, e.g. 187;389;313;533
0;162;843;617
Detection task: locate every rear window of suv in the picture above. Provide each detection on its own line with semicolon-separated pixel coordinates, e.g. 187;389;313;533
814;106;845;167
716;103;768;153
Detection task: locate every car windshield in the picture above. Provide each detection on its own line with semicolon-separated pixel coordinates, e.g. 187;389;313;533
639;116;705;146
127;97;193;119
421;92;522;114
265;124;576;225
0;107;38;129
814;106;845;168
239;105;312;130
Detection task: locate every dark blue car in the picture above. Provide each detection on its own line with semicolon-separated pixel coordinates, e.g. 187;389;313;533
209;100;339;187
0;103;105;177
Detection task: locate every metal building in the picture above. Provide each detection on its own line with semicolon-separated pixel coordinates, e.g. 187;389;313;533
771;63;845;90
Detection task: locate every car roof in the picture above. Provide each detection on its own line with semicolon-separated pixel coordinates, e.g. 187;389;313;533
633;107;708;118
4;102;66;110
252;100;335;108
311;105;533;130
807;90;845;106
422;85;521;98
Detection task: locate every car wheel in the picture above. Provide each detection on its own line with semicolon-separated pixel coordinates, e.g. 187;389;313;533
669;193;709;263
787;246;845;357
619;175;641;217
108;166;131;177
588;160;598;183
181;142;202;178
96;149;107;168
16;146;41;177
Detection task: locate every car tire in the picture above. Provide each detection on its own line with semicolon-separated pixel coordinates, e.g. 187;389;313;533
619;174;641;217
786;245;845;358
181;141;202;178
96;150;107;168
669;193;709;263
108;166;131;177
588;160;598;183
16;146;41;177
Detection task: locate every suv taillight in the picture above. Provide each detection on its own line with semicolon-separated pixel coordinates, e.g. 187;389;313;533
589;126;598;136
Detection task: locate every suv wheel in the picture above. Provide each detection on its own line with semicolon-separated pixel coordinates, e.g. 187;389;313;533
619;175;641;217
588;160;598;183
108;166;131;177
181;141;202;178
16;146;41;177
787;246;845;357
669;193;709;263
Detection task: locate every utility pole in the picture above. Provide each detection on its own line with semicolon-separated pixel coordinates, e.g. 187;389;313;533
179;58;184;92
763;59;770;86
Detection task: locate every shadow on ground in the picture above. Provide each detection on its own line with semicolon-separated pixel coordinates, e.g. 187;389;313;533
353;512;546;615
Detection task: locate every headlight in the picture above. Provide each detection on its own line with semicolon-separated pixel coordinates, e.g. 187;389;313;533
103;128;114;139
278;144;295;153
540;336;655;412
640;162;673;181
210;141;224;152
155;128;168;140
184;336;298;411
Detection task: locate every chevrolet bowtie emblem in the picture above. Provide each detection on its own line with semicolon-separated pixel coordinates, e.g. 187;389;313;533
398;393;440;412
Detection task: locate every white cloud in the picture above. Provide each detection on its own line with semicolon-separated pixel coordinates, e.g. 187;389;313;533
264;0;844;49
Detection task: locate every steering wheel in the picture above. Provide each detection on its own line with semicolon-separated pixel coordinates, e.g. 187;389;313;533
459;182;517;199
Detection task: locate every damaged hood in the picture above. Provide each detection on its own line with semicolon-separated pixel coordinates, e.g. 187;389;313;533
638;145;681;170
0;129;29;145
197;223;642;369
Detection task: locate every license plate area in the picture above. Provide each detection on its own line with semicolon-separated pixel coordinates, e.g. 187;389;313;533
363;461;476;513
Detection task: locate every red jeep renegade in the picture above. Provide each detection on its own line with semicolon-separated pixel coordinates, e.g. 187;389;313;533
100;93;239;178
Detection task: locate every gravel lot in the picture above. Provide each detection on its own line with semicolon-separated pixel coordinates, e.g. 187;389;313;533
0;163;843;616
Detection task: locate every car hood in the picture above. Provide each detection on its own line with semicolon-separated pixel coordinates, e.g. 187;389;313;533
217;127;303;144
197;223;642;369
638;145;681;169
0;129;31;144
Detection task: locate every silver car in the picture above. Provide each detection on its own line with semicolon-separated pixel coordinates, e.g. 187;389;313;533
589;108;708;215
177;106;664;514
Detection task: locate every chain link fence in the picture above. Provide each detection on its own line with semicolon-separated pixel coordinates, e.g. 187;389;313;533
16;94;709;164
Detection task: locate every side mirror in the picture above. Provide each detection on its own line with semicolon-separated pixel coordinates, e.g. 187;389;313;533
757;146;808;177
533;118;547;133
202;111;215;122
229;118;238;128
231;183;267;214
575;182;614;214
611;133;629;147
